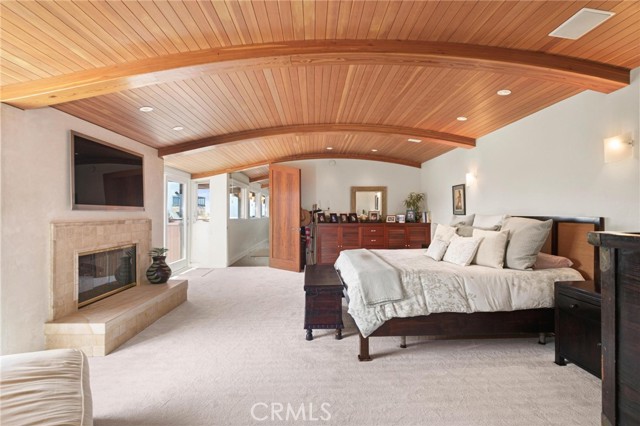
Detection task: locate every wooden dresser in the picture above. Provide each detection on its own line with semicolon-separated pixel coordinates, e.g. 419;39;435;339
588;231;640;426
316;223;431;265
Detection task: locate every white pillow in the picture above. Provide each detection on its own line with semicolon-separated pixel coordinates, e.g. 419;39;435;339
425;239;449;261
473;214;507;229
433;223;457;243
502;217;553;270
472;229;509;269
450;214;475;226
443;234;483;266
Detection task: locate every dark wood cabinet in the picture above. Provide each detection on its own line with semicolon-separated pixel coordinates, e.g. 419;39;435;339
589;232;640;426
316;223;431;264
554;280;601;378
304;265;344;341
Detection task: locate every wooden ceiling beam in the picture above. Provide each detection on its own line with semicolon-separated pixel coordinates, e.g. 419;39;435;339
190;153;421;180
249;174;270;183
158;124;475;157
1;40;629;109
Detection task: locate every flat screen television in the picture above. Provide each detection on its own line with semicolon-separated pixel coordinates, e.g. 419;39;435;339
71;131;144;210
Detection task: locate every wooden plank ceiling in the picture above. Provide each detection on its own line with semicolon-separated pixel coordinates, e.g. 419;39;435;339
1;1;639;179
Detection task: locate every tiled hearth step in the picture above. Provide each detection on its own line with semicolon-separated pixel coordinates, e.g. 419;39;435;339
45;280;188;356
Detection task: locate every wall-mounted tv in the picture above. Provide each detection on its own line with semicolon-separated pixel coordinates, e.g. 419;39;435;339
71;131;144;210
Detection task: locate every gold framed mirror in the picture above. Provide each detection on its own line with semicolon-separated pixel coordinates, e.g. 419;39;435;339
350;186;387;218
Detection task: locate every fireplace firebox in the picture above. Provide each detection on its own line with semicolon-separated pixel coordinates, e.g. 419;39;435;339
78;244;137;307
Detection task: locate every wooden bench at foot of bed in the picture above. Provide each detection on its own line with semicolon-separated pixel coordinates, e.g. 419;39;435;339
357;309;554;361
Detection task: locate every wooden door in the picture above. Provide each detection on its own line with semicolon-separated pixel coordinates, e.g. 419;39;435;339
269;164;301;272
339;225;360;252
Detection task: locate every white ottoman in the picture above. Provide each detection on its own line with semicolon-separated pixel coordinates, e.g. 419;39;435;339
1;348;93;426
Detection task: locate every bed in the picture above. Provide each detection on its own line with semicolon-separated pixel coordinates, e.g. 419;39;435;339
335;216;604;361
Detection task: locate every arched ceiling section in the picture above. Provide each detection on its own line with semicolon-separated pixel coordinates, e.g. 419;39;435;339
1;1;638;176
1;40;628;109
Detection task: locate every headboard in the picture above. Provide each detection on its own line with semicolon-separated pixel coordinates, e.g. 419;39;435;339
518;216;604;282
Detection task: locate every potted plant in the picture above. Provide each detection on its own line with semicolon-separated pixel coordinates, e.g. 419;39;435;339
146;247;171;284
403;192;425;223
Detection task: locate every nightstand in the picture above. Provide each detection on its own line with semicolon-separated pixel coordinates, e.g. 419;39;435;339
554;280;601;378
304;265;344;341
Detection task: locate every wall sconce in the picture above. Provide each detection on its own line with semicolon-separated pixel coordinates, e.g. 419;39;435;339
604;133;634;163
465;172;476;187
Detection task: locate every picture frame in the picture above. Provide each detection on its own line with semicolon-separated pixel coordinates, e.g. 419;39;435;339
348;213;359;223
452;184;466;215
397;214;406;223
386;215;396;223
316;212;326;223
406;210;416;223
339;213;349;223
368;211;380;222
329;213;339;223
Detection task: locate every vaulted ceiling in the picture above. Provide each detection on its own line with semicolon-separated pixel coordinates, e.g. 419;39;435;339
1;1;639;179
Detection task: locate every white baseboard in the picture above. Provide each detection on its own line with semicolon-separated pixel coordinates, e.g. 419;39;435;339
227;239;269;266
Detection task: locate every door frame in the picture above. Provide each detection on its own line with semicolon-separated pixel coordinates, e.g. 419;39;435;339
164;168;191;273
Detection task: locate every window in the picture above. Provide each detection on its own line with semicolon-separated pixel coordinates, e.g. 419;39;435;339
196;183;210;221
261;194;268;217
249;191;256;218
229;185;243;219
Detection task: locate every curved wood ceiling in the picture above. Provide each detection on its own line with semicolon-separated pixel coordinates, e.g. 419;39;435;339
1;0;639;176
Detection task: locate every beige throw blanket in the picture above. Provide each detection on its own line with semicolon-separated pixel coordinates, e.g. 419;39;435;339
339;249;403;306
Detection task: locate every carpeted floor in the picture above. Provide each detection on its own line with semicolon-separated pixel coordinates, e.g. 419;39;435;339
89;267;600;426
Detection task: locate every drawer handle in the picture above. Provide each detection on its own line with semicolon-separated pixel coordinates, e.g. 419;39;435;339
371;230;377;233
570;303;579;309
371;239;376;242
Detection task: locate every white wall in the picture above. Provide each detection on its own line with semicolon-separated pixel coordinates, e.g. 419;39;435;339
421;69;640;232
282;159;423;215
0;105;165;355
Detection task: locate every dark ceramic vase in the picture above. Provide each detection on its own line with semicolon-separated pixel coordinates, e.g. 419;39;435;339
146;256;171;284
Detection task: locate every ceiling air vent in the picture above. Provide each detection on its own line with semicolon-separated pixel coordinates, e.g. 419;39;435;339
549;8;615;40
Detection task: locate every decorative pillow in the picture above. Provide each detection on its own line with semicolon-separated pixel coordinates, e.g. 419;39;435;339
433;223;457;243
450;214;475;226
473;214;507;229
442;234;483;266
456;224;500;237
533;252;574;269
425;238;449;261
502;217;553;270
472;229;509;269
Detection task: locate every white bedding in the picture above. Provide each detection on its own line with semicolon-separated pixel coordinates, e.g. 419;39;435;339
335;249;584;337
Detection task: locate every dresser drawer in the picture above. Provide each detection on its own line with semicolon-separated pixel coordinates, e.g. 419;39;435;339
557;293;600;322
362;236;384;248
361;226;384;235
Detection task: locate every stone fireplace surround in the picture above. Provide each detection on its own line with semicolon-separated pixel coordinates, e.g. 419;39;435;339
46;219;187;356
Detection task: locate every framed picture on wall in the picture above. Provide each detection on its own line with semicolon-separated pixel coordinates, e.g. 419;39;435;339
452;184;466;215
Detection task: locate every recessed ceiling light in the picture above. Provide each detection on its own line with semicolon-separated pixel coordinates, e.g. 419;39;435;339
549;8;615;40
497;89;512;96
139;106;153;112
457;116;468;122
371;149;378;152
172;126;184;131
326;147;333;150
407;138;422;143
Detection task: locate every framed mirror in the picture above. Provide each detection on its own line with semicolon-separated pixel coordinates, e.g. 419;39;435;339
350;186;387;218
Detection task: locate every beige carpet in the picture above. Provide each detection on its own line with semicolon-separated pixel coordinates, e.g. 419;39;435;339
89;267;600;426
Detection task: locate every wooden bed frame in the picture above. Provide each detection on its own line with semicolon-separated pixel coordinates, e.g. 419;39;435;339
341;216;604;361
